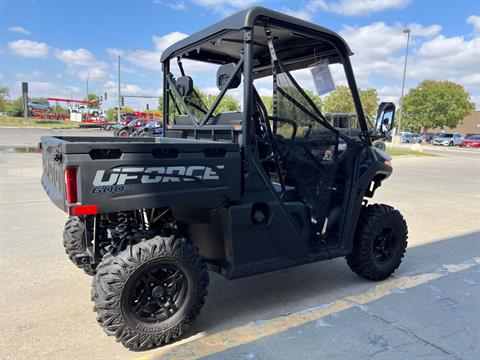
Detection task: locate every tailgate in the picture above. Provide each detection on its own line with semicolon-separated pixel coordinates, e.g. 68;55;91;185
40;136;242;214
41;136;66;211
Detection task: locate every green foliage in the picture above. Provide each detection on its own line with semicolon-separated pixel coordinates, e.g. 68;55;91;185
303;89;323;112
105;108;117;121
324;85;379;118
161;88;241;120
7;96;24;116
260;89;322;116
261;96;273;114
401;80;474;132
0;86;10;112
84;93;101;107
203;93;241;114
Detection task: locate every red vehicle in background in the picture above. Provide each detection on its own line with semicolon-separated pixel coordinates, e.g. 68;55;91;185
460;134;480;148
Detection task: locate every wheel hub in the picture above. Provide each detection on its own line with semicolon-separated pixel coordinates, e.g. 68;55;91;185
128;263;188;323
151;286;164;298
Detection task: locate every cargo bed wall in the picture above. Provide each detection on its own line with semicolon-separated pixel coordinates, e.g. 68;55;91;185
41;136;242;214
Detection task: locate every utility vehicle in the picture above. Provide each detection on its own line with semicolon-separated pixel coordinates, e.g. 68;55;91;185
41;7;407;350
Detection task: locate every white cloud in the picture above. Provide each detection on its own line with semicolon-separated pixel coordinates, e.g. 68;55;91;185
168;1;187;11
7;40;49;58
284;0;410;20
337;21;480;108
153;31;188;52
8;26;31;35
54;48;109;81
408;23;442;37
106;48;123;57
328;0;410;16
27;81;80;98
14;70;43;80
193;0;258;16
110;32;188;72
467;15;480;33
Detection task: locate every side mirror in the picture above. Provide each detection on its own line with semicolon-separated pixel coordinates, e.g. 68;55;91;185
375;102;395;133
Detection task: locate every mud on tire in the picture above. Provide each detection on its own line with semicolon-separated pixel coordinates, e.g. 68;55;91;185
63;216;96;275
91;235;209;350
347;204;408;281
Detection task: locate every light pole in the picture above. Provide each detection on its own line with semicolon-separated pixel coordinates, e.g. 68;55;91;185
397;28;411;140
86;72;90;100
117;49;140;123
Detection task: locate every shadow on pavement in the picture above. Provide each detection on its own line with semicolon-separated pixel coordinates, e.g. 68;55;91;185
182;231;479;344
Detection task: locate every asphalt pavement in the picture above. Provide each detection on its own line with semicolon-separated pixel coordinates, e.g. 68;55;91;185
0;129;479;359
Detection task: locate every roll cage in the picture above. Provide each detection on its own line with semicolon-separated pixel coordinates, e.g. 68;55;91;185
161;6;369;146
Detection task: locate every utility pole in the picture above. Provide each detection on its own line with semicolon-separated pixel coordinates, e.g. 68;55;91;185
117;49;140;124
117;56;121;124
86;72;90;100
397;28;411;141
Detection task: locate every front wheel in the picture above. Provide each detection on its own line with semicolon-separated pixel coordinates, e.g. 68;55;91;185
92;235;209;350
347;204;407;281
372;140;386;151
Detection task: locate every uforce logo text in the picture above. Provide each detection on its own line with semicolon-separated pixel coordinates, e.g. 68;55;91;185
91;165;224;194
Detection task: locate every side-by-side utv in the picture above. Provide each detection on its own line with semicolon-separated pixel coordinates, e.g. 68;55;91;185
40;7;407;350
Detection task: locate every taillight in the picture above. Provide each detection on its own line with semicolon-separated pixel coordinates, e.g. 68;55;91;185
65;167;78;204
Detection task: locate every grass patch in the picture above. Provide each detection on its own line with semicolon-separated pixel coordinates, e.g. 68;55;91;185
0;115;80;128
387;148;439;157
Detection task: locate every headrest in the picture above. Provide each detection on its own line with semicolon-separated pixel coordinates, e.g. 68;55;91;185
217;63;241;90
176;76;193;97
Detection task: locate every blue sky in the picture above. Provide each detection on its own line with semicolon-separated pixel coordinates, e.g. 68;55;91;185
1;0;479;110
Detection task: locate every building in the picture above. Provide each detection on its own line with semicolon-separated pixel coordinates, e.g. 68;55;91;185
434;111;480;135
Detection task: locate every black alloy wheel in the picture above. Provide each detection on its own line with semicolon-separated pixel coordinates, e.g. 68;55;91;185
128;263;188;323
372;227;399;265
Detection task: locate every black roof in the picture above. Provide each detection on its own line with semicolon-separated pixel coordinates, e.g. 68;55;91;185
161;6;352;69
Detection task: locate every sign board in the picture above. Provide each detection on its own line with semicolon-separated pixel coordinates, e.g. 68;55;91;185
310;63;336;95
22;82;28;123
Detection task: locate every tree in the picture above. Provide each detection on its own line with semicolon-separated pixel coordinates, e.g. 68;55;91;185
105;108;117;121
402;80;474;132
323;85;378;118
203;93;240;114
260;89;322;116
7;96;24;116
0;86;9;112
84;93;101;107
261;95;273;114
304;89;323;112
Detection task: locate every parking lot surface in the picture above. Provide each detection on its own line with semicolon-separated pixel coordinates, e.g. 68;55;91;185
0;130;479;359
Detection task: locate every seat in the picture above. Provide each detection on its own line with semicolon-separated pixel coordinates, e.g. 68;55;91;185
272;183;300;201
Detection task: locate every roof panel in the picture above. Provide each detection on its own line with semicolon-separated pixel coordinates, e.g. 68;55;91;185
161;6;351;63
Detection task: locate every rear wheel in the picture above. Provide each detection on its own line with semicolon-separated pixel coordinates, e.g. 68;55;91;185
347;204;407;281
92;235;209;350
63;216;96;275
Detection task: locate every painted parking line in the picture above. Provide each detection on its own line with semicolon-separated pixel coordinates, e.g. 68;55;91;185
138;257;480;360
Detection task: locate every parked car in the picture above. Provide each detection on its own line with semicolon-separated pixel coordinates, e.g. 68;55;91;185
432;133;463;146
420;133;435;143
113;118;150;136
28;100;51;113
401;132;422;144
460;134;480;148
133;120;164;137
